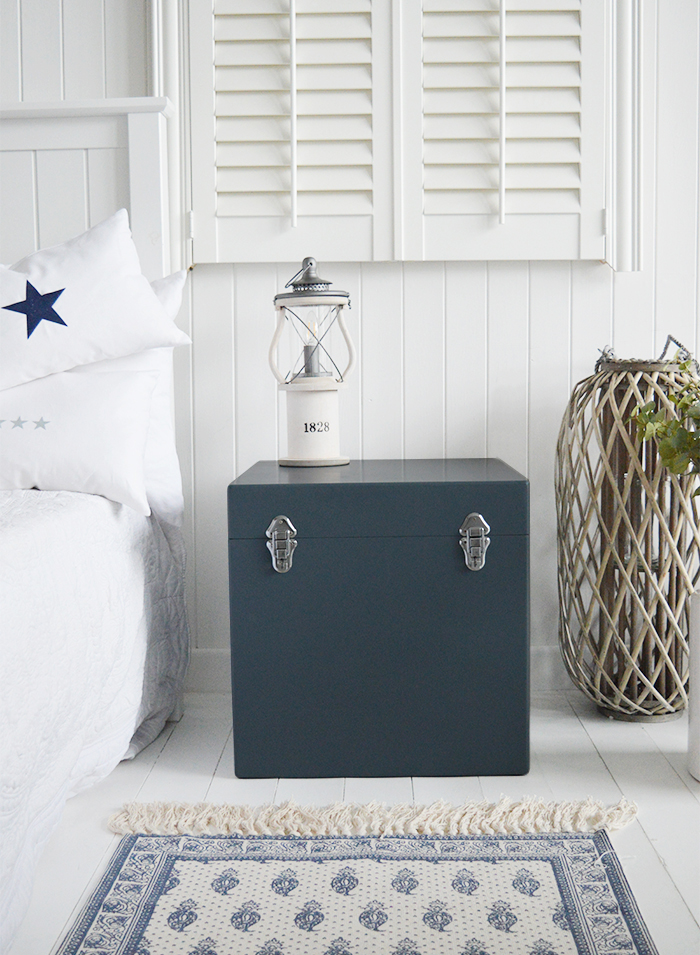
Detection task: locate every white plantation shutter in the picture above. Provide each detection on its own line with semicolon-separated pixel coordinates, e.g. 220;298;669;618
215;1;373;219
191;0;392;262
189;0;607;262
399;0;605;260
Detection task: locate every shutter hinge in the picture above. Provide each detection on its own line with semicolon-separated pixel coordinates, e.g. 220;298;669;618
602;208;608;236
187;210;195;240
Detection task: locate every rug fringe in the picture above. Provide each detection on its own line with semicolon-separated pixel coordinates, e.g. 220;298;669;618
108;797;638;836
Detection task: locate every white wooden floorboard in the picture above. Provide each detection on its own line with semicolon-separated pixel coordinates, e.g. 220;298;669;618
530;691;624;801
604;823;700;955
205;729;278;806
478;749;556;803
9;690;700;955
275;776;345;805
412;774;484;804
535;693;699;955
133;693;231;804
569;693;700;952
662;751;700;805
8;722;176;955
344;775;414;804
640;711;700;804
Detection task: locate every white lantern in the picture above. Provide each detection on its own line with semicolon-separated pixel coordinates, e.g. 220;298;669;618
270;257;356;467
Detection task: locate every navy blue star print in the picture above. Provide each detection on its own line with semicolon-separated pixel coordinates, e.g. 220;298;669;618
3;281;66;337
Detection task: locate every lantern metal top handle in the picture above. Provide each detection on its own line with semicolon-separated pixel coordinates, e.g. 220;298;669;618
499;0;506;224
285;257;330;291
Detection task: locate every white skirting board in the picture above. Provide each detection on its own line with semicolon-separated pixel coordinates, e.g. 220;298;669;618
186;648;232;694
185;645;571;696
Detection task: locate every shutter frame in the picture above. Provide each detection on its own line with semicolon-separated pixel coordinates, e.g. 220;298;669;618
607;0;642;272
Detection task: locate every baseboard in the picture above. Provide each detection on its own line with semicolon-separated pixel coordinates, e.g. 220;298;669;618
185;645;569;694
530;643;571;691
185;648;232;694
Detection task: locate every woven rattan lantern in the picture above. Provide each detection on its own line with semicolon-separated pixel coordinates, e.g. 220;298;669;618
556;349;700;721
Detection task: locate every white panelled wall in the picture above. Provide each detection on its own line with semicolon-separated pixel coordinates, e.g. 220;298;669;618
3;0;700;690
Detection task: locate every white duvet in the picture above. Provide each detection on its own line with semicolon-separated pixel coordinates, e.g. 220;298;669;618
0;489;189;952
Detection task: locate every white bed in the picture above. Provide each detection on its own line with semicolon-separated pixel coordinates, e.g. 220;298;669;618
0;98;190;950
0;490;188;947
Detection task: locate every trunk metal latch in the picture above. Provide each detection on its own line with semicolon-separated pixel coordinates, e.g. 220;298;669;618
266;515;297;573
460;513;490;571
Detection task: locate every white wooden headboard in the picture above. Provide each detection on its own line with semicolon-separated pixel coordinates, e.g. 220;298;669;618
0;97;172;280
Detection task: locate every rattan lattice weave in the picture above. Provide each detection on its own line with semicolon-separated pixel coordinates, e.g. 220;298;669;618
556;360;700;720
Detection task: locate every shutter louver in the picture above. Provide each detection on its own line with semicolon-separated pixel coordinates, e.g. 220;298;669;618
214;0;373;221
423;1;583;219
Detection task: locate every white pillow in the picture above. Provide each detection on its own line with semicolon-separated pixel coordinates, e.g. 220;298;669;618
70;270;188;525
0;371;157;515
0;210;189;391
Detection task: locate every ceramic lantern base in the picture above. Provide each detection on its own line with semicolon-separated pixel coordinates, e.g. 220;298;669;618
280;379;346;468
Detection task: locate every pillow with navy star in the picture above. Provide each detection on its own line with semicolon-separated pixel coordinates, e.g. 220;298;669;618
0;209;189;391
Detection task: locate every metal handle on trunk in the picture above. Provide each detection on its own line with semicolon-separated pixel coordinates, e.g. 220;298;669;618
266;515;297;573
460;513;490;571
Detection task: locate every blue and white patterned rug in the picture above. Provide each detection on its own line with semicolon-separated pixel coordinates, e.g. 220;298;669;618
57;831;658;955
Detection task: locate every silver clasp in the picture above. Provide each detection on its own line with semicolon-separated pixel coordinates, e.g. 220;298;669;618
460;513;490;571
266;516;297;573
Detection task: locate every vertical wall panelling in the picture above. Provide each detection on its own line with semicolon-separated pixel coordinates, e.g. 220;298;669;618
0;151;37;260
173;279;195;643
192;264;235;652
528;262;572;688
234;265;279;475
62;0;106;99
653;0;699;354
0;0;21;101
19;0;63;101
324;261;362;461
444;262;488;459
570;262;613;385
486;262;529;475
35;149;88;248
403;263;445;458
104;0;147;98
274;265;291;465
360;262;404;459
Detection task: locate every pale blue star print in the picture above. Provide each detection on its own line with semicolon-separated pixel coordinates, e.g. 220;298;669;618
0;417;50;428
